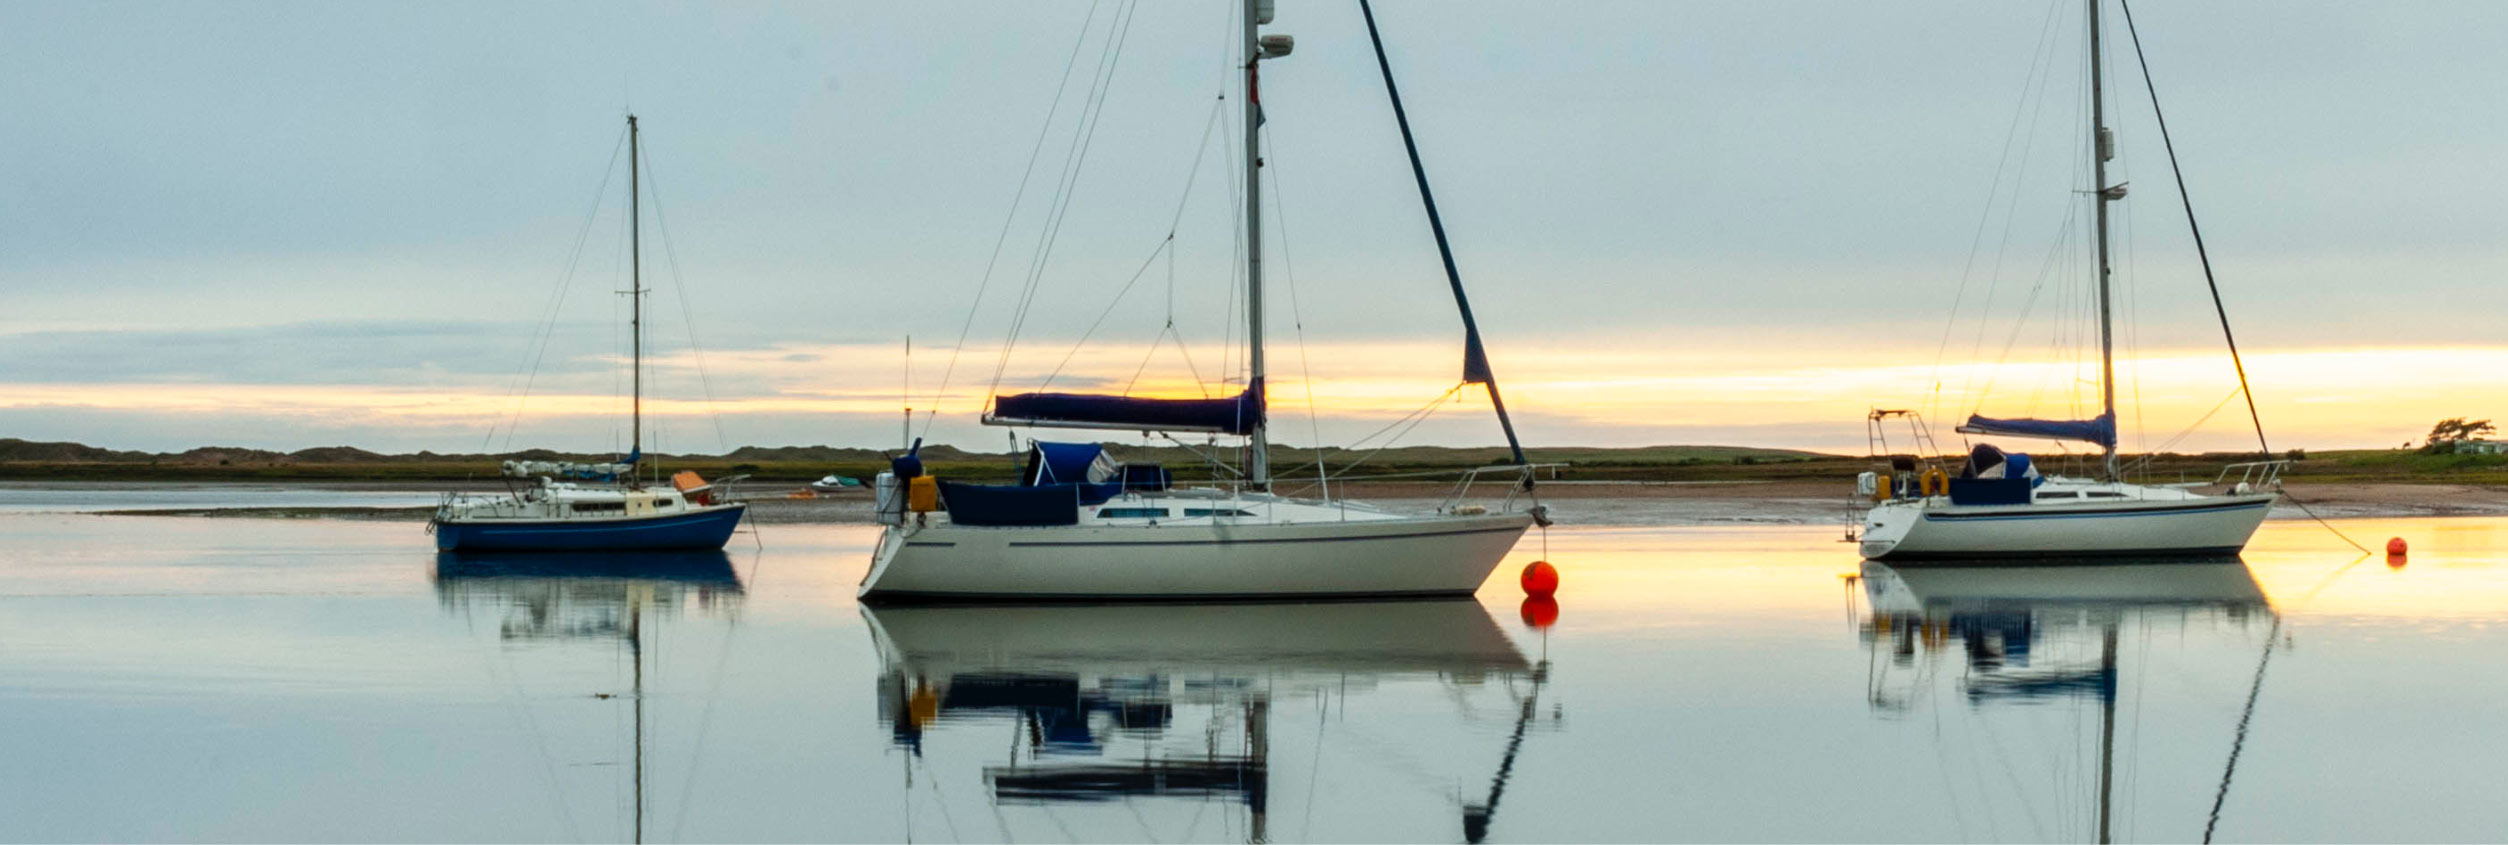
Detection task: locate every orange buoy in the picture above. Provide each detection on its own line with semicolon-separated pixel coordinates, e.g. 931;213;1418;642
2387;537;2409;556
1520;560;1559;597
1519;595;1559;628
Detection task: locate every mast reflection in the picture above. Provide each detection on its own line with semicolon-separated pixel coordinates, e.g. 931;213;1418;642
431;550;745;844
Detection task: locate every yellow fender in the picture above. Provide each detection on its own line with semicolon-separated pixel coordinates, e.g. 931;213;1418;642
1919;468;1949;498
907;475;940;512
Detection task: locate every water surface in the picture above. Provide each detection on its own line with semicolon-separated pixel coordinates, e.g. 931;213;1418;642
1;508;2502;842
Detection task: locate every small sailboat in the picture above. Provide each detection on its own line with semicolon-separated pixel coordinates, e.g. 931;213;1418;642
1856;0;2282;562
857;1;1546;600
432;115;747;553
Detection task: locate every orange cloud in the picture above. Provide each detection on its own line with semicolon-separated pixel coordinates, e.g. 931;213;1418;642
0;342;2496;451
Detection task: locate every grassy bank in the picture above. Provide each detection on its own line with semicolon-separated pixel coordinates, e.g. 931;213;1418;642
3;437;2501;485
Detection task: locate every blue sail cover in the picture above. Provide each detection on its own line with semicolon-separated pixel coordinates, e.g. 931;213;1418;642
990;379;1263;436
1022;442;1115;486
1960;412;2117;449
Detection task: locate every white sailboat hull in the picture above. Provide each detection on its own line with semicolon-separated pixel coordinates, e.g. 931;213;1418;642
858;511;1533;601
1860;490;2275;561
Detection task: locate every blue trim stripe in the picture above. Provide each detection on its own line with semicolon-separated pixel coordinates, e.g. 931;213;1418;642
1924;500;2270;523
1002;524;1524;548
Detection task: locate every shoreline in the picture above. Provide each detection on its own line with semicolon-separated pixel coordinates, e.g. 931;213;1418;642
29;479;2508;526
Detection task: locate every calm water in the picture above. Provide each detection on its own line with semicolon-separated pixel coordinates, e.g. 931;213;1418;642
2;506;2505;843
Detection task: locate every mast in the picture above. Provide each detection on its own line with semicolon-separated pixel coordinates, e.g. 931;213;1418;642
1241;0;1270;489
629;114;645;475
630;588;646;844
2088;0;2121;480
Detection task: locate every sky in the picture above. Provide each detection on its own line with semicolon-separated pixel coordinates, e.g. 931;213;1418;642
3;0;2504;456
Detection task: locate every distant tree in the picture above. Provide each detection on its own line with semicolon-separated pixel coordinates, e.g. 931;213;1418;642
2422;418;2497;453
2285;448;2306;462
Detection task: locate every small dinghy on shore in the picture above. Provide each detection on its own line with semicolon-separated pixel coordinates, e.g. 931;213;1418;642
808;474;863;494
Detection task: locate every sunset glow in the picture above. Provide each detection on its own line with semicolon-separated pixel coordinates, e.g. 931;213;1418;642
5;341;2495;453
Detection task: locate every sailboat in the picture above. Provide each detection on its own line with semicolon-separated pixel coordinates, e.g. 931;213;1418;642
856;1;1546;600
1856;0;2283;561
432;115;748;553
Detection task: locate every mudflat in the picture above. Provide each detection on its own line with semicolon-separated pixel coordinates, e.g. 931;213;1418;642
34;479;2508;526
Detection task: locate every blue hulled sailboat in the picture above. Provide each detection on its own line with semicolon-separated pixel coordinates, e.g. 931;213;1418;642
431;115;747;552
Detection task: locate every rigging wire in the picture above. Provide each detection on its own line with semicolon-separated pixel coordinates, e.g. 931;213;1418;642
636;140;733;454
989;0;1141;400
1931;0;2071;426
917;0;1108;441
2117;0;2270;460
1321;385;1464;484
611;169;634;456
1042;90;1231;393
496;126;629;453
2117;1;2364;553
1123;97;1230;398
1958;1;2077;416
1037;237;1174;389
1972;213;2079;405
1261;121;1333;500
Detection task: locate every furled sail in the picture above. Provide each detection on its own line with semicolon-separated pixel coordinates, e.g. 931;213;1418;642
1958;412;2117;449
986;380;1263;436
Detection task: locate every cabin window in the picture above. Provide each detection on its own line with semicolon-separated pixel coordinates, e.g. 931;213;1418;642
1184;508;1252;517
573;502;625;513
2035;491;2080;499
1098;507;1171;519
2085;491;2128;498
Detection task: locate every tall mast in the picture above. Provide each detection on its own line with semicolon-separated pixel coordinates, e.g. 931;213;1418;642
2089;0;2120;481
1241;0;1270;489
628;114;645;471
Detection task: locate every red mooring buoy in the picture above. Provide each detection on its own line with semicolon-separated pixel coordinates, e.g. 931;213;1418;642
1519;595;1560;629
2387;537;2409;556
1520;560;1559;597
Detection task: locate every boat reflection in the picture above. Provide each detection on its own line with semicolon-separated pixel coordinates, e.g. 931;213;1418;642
865;600;1550;843
430;550;745;843
1856;559;2275;843
432;550;745;639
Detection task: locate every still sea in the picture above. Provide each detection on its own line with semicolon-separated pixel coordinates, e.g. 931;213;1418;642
1;489;2503;843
